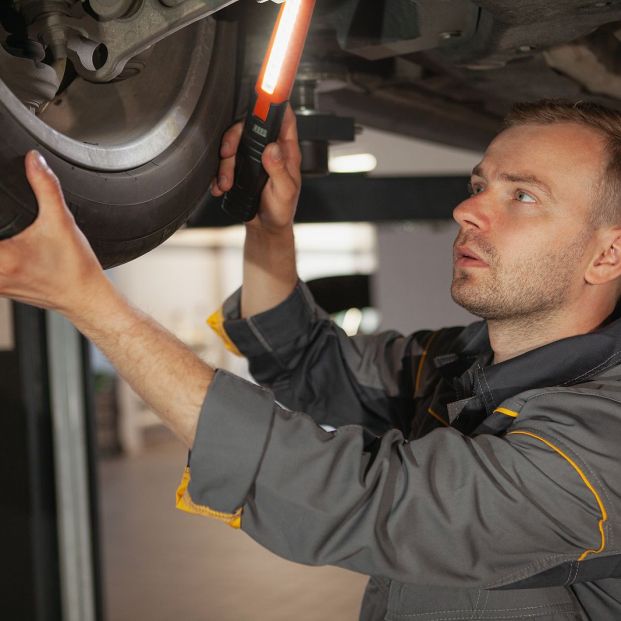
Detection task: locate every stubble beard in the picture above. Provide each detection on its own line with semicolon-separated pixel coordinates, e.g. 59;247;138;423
450;232;590;322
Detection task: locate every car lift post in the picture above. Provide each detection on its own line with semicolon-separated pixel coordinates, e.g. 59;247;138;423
0;301;102;621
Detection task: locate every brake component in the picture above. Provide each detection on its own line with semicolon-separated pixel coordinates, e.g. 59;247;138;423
18;0;236;82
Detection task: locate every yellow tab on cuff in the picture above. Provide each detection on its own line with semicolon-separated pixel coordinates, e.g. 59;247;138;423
175;467;242;529
206;308;242;357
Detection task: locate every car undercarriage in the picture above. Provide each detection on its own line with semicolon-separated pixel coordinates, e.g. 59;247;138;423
2;0;621;264
4;0;621;150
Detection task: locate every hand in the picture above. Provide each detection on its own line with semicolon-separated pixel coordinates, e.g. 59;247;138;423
0;151;109;317
210;105;302;233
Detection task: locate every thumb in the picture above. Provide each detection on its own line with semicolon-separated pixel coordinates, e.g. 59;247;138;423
262;143;297;198
24;150;69;217
262;143;288;180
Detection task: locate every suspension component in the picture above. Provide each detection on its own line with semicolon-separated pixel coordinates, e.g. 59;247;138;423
20;0;237;83
17;0;73;61
0;4;64;112
291;76;355;176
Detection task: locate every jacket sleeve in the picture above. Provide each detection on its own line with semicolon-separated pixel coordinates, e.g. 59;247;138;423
210;281;434;435
181;370;617;589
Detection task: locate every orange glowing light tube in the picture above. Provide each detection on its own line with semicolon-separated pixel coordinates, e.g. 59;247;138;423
222;0;316;222
254;0;314;120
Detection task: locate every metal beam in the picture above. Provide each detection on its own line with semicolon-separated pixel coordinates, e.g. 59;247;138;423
47;312;97;621
189;174;470;227
318;89;498;152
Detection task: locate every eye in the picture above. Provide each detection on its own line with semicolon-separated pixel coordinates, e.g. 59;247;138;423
467;181;484;196
515;190;536;203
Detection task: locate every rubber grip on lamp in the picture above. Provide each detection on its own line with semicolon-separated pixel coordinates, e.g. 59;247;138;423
221;98;287;222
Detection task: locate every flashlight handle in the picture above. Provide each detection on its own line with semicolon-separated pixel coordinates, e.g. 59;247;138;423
221;100;288;222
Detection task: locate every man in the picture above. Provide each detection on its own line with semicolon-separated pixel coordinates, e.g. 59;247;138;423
2;100;621;620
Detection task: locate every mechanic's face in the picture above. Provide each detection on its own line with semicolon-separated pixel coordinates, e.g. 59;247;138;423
451;122;606;320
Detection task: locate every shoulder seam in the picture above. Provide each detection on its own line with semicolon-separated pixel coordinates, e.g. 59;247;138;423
561;350;621;386
517;387;621;410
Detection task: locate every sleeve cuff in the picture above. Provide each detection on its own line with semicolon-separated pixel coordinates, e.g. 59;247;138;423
212;281;320;359
185;369;276;514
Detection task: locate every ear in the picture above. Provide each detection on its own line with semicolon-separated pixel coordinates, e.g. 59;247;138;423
585;228;621;285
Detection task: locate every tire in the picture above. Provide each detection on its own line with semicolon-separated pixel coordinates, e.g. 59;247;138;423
0;17;237;268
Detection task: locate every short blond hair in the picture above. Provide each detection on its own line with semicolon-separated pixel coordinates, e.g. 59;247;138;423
504;100;621;227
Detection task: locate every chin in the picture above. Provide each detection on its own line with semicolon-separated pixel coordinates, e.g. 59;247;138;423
451;282;493;319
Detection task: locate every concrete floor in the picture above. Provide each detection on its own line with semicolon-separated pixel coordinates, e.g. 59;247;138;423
99;436;368;621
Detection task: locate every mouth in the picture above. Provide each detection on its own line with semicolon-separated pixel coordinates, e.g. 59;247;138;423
454;245;488;268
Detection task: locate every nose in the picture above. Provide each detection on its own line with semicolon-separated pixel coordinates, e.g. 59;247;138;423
452;193;490;232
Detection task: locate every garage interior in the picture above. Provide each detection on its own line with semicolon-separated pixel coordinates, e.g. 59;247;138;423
5;0;621;619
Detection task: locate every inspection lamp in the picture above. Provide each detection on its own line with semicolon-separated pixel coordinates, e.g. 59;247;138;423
222;0;316;222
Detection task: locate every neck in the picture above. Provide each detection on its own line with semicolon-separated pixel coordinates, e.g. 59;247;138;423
489;300;615;364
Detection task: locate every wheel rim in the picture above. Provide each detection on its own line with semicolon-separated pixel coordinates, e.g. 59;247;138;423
0;18;214;171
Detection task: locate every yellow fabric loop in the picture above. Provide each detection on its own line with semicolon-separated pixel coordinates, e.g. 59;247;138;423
175;467;242;529
415;331;438;395
427;407;449;427
509;431;607;561
207;308;242;357
494;407;520;418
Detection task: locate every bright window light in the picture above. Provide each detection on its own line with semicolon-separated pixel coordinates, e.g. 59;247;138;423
329;153;378;174
261;0;303;95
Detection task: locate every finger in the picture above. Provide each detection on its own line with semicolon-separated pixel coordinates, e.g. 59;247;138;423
24;151;70;221
209;177;222;197
213;122;245;193
262;143;299;203
215;153;238;193
220;122;244;159
210;176;227;197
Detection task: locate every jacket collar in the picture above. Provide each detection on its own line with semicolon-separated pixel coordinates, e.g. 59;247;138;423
431;310;621;433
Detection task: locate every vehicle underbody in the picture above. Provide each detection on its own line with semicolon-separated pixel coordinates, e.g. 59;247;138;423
2;0;621;265
3;0;621;152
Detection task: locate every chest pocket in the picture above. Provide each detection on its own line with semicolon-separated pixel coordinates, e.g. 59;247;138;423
385;581;585;621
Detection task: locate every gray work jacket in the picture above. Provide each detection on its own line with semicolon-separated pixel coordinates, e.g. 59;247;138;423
178;282;621;620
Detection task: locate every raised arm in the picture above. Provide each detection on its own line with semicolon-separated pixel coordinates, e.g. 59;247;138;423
210;108;436;434
210;105;301;318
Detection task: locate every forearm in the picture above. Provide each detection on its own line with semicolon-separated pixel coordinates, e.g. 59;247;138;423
66;279;213;448
241;225;298;318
